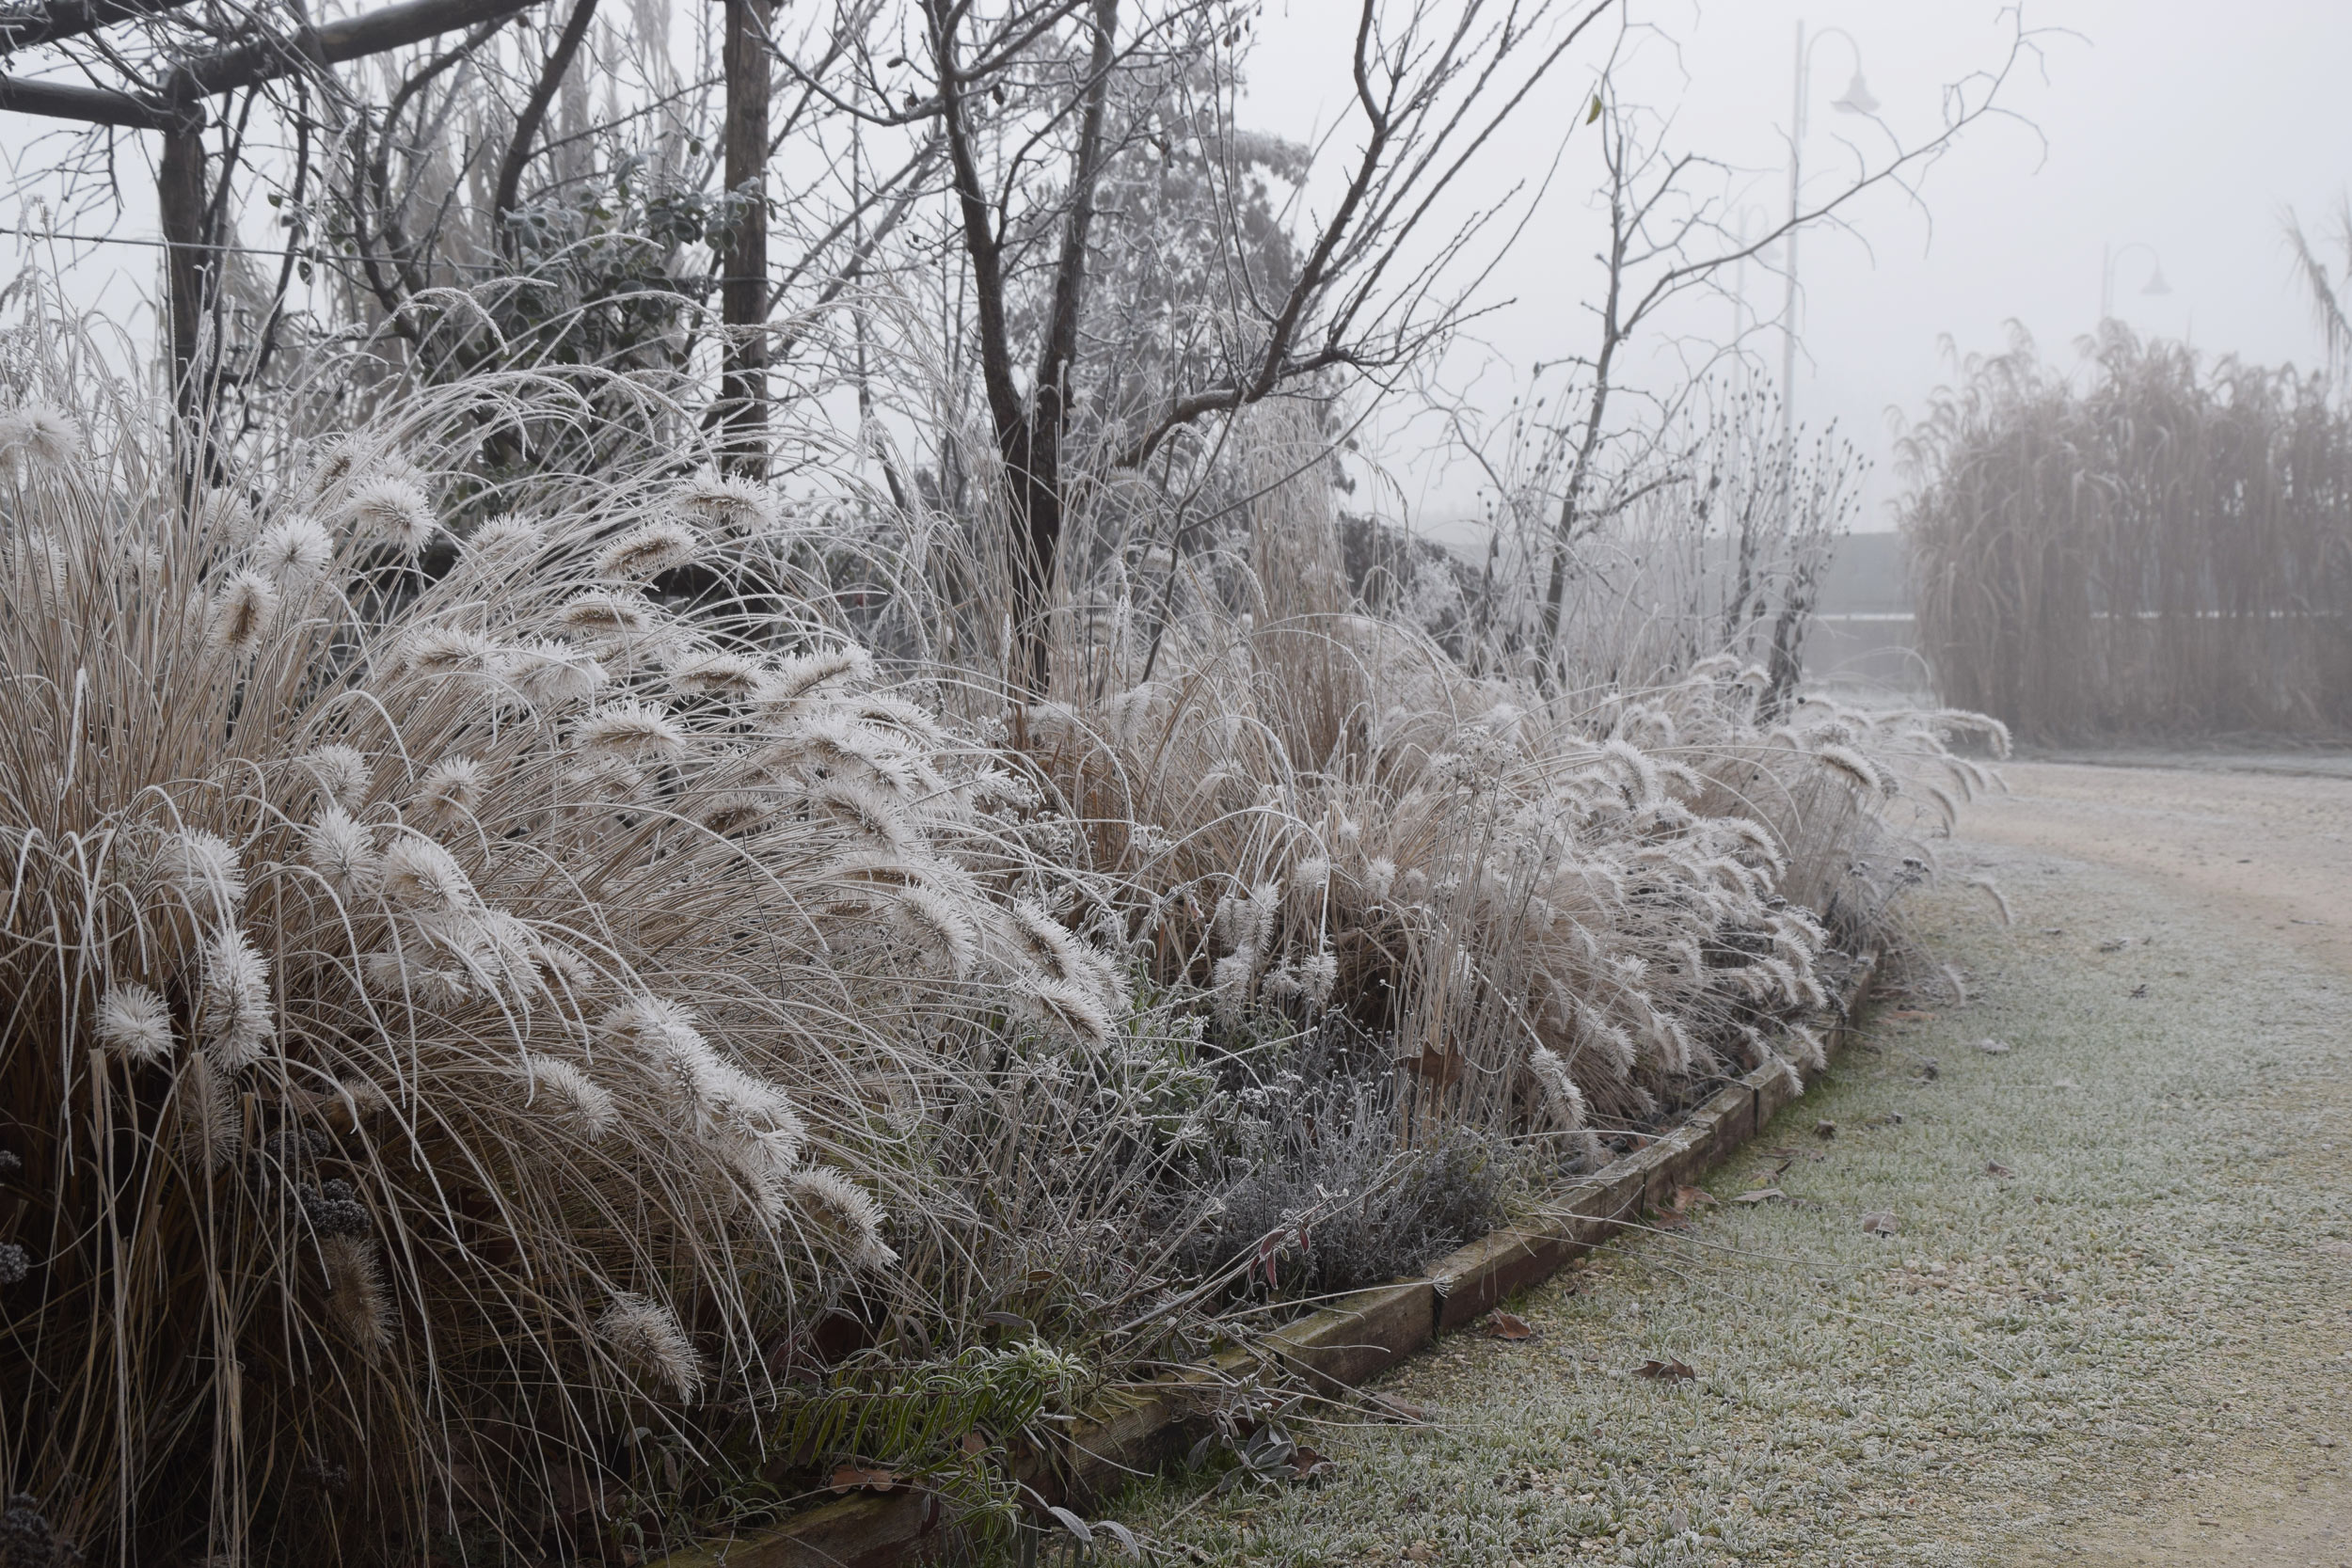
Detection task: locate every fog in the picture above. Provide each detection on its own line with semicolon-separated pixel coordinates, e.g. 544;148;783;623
1240;0;2350;534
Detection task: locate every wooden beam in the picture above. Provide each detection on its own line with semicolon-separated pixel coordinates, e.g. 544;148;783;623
174;0;540;97
0;0;198;54
0;71;170;126
717;0;770;477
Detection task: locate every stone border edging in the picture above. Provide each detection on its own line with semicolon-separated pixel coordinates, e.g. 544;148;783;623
663;955;1878;1567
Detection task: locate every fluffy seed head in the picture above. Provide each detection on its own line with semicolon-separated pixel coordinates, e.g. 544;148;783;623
508;640;606;708
574;702;690;760
343;477;437;557
787;1165;897;1271
596;521;703;580
695;791;774;836
208;571;281;652
513;1053;619;1138
303;744;373;812
379;834;474;914
675;473;775;535
670;648;763;698
96;982;174;1062
1017;973;1117;1048
754;645;874;713
302;807;381;895
413;757;484;824
319;1233;392;1357
465;515;545;568
401;626;509;681
160;830;246;918
198;928;273;1069
0;401;81;470
1527;1045;1586;1130
598;1291;703;1402
557;590;655;641
252;515;334;584
893;885;978;977
176;1053;242;1172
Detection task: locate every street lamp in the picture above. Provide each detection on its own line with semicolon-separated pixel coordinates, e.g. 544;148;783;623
1781;22;1877;457
2101;241;2170;323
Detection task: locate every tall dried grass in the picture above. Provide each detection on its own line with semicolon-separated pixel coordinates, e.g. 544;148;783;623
1024;415;1994;1149
1903;325;2352;740
0;385;1131;1561
0;349;1988;1562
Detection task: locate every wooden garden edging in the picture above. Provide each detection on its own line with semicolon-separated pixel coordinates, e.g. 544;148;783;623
661;956;1879;1567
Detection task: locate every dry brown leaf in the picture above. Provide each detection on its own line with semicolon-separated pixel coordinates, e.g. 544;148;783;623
1985;1161;2014;1179
1486;1310;1537;1340
1633;1357;1695;1381
1730;1187;1784;1204
830;1465;898;1493
1861;1212;1900;1236
1404;1543;1439;1562
1673;1184;1719;1210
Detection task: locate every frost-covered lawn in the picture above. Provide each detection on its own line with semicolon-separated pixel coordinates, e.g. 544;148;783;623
1108;841;2352;1566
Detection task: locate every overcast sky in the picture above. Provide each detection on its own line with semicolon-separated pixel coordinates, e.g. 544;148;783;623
1243;0;2352;533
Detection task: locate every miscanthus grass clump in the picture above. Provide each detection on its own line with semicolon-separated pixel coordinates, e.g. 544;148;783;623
0;398;1127;1563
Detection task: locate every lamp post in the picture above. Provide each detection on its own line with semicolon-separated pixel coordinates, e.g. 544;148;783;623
1781;21;1878;459
2100;241;2171;323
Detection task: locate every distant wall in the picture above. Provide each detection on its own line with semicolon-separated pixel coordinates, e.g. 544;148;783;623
1805;532;1927;697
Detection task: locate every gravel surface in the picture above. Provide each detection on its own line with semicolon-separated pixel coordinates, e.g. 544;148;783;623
1107;779;2352;1566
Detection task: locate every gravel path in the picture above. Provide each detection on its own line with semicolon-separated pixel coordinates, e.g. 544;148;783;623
1108;768;2352;1566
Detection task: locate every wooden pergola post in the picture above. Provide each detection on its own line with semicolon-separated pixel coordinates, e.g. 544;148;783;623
717;0;770;477
156;94;208;421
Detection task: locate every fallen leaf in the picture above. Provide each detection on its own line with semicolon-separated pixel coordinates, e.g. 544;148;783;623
1985;1161;2014;1178
1633;1357;1695;1381
1976;1037;2011;1054
1405;1543;1439;1562
961;1430;990;1456
1814;1119;1837;1139
1867;1112;1905;1127
1861;1211;1900;1236
1649;1208;1690;1230
829;1465;897;1493
1025;1267;1057;1283
1731;1187;1784;1204
980;1310;1033;1332
1286;1444;1338;1480
1888;1009;1936;1022
1370;1394;1427;1423
1673;1184;1719;1210
1486;1310;1537;1340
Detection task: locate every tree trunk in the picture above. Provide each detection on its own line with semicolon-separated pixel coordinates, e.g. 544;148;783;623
719;0;771;476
